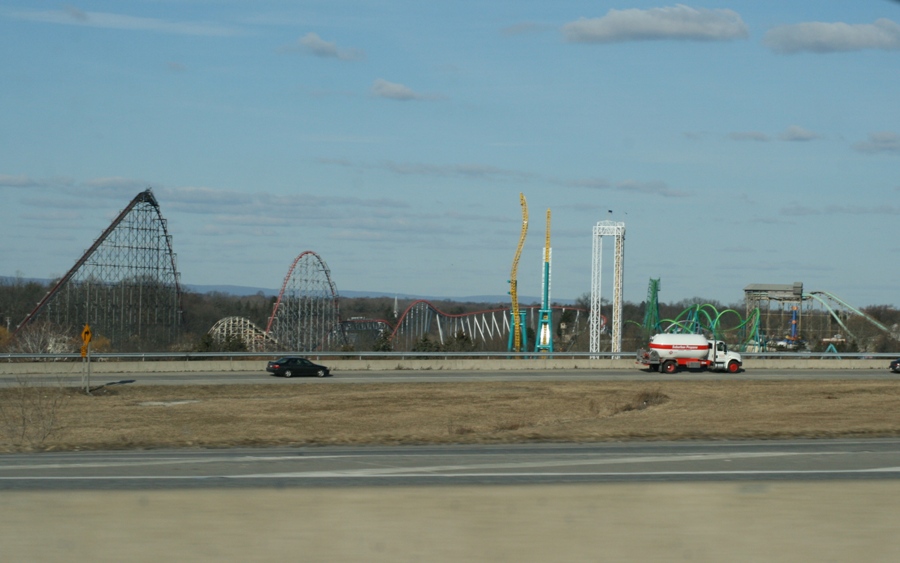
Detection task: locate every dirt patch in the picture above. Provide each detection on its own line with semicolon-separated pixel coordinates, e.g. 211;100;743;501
612;388;670;414
2;380;900;452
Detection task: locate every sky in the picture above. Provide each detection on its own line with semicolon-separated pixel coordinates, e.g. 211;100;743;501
1;1;899;309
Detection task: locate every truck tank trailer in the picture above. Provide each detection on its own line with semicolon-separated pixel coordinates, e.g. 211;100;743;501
636;333;742;374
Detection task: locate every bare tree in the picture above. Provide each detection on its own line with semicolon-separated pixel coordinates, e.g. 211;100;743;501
10;322;76;354
0;375;70;450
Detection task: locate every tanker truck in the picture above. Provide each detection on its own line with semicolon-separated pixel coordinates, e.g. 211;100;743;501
636;333;742;374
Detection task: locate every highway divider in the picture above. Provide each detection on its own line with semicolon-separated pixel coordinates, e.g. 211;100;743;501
0;355;892;375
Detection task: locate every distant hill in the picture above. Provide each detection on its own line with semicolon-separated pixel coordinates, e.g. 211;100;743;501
2;276;568;305
184;284;561;305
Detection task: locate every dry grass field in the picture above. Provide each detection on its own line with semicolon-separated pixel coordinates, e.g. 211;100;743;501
3;379;900;452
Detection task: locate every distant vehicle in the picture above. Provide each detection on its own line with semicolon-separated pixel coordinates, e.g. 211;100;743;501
266;357;330;378
890;359;900;374
636;333;742;374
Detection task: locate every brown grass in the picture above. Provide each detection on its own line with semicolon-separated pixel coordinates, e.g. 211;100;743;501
2;380;900;452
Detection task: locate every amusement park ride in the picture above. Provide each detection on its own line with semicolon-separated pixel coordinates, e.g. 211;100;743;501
507;193;528;353
11;189;898;354
535;209;554;354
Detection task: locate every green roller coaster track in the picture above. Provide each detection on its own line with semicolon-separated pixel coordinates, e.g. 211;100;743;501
632;279;894;352
632;278;761;351
657;304;761;351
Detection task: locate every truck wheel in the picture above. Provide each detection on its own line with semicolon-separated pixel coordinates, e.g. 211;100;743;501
727;361;740;374
663;361;677;374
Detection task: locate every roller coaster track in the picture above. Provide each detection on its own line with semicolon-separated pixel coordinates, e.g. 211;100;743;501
388;299;597;352
660;305;760;343
15;189;182;350
805;290;891;340
209;316;278;352
265;250;345;352
636;288;893;351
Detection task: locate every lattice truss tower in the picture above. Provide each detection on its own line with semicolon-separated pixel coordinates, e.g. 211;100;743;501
590;221;625;354
17;189;182;350
265;251;344;352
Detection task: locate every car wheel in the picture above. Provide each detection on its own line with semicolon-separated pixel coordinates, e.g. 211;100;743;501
727;361;740;374
663;361;677;374
284;370;293;378
317;369;326;377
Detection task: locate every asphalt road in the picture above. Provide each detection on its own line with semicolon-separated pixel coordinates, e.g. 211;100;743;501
3;439;900;490
4;367;897;388
5;440;900;562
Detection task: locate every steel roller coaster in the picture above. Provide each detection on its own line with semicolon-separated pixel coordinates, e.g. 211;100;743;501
264;251;345;352
387;300;597;352
639;279;897;352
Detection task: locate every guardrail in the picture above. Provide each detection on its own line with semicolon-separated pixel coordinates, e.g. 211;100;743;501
0;351;893;376
2;351;897;362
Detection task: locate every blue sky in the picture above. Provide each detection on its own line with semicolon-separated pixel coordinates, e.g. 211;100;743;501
1;1;899;308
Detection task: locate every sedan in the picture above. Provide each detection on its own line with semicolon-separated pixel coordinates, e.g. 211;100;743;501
891;359;900;374
266;357;331;378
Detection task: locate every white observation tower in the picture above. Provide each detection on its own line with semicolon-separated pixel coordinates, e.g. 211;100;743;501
590;220;625;355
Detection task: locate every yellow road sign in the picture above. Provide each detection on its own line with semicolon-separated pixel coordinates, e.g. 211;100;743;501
82;324;92;344
81;344;88;358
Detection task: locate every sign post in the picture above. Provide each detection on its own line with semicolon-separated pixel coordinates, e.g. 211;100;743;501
81;324;92;393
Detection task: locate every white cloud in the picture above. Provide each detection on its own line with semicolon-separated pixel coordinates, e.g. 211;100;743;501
279;32;364;61
565;178;689;197
502;22;550;36
764;18;900;54
9;9;242;36
779;125;822;142
614;179;688;197
383;161;535;181
779;202;820;216
853;131;900;154
562;5;748;44
320;158;686;198
728;131;770;142
160;186;256;208
84;177;149;191
0;174;40;187
781;202;899;215
372;79;432;101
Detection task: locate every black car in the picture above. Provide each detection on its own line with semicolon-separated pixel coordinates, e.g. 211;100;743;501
266;357;330;378
891;359;900;374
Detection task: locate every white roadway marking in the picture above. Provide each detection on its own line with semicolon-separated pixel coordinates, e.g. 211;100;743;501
0;455;351;471
0;451;821;472
237;452;834;478
0;451;864;477
3;468;900;481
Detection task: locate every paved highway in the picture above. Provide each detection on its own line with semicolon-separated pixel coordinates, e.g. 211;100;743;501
3;367;897;387
3;439;900;490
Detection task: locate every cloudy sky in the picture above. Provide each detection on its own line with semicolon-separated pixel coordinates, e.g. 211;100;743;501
2;1;899;308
